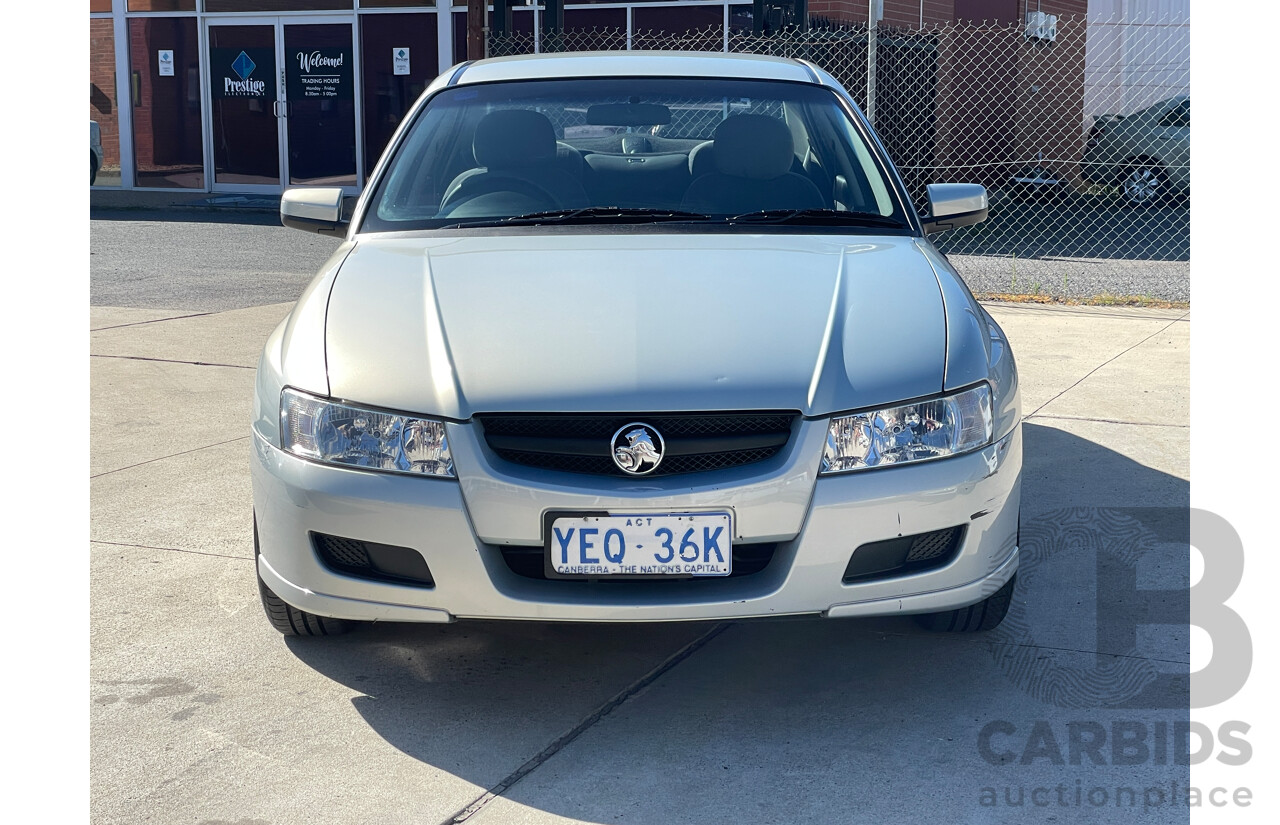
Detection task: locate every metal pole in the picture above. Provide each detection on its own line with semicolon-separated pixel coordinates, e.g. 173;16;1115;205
111;2;134;189
542;0;564;53
467;0;485;61
436;0;454;75
492;0;513;35
867;0;878;125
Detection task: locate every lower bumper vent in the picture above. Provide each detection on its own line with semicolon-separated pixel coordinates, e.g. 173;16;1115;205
312;533;435;588
842;526;966;584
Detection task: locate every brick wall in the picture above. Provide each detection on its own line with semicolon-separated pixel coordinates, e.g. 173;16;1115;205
1047;1;1087;18
931;12;1088;190
90;18;120;172
1013;12;1087;183
932;23;1021;190
129;20;154;177
808;2;956;26
797;3;1090;195
954;1;1087;24
883;1;955;27
955;0;1018;22
809;1;1084;26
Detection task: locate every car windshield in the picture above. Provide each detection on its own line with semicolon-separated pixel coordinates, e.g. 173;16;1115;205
360;76;909;232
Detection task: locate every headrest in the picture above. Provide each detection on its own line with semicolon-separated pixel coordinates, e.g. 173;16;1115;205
711;115;795;180
688;140;715;178
473;110;557;169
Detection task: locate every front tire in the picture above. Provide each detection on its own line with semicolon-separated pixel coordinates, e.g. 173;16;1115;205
254;518;354;636
1121;161;1167;207
257;574;354;636
915;574;1016;632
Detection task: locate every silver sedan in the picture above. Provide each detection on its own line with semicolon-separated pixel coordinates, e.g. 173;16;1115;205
252;51;1021;636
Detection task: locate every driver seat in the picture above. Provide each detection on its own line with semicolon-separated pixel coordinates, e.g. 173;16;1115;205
440;110;589;213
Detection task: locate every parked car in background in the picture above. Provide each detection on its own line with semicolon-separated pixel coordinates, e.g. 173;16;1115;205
1083;95;1189;206
253;52;1022;639
91;121;104;185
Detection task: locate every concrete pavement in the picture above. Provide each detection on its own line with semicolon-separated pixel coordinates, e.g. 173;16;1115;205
90;300;1191;824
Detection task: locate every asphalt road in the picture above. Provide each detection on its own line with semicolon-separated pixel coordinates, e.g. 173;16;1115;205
91;211;1195;824
90;210;341;311
91;202;1190;309
937;195;1191;302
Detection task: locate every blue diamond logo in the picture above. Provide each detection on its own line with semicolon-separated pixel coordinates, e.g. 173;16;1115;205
231;51;256;81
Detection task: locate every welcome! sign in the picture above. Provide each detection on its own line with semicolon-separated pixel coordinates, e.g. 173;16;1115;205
288;48;353;101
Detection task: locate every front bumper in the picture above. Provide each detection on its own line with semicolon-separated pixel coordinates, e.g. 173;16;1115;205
251;422;1021;623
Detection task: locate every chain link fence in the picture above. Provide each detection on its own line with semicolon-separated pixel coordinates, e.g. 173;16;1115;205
490;14;1189;303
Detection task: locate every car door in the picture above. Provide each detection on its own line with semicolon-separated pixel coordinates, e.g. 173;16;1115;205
1153;99;1190;190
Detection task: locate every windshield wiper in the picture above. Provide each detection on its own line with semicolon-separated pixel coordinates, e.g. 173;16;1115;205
497;206;710;226
726;208;908;229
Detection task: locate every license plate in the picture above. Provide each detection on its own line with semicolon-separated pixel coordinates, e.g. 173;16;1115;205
547;512;733;577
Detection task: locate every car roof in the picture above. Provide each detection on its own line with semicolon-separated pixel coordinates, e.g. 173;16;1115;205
1131;94;1188;117
452;51;820;86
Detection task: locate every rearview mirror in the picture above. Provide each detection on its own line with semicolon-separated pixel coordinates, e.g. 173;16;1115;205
281;187;348;236
921;183;988;234
586;103;672;127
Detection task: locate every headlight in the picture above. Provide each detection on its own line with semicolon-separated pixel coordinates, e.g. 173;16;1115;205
280;388;454;478
821;383;992;474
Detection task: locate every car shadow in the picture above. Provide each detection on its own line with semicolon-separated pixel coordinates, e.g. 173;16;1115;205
284;421;1190;822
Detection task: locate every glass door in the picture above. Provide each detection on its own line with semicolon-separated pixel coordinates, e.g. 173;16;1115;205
206;17;360;193
283;22;358;188
207;21;282;191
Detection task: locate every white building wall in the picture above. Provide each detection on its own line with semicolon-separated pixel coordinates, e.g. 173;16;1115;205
1085;0;1190;117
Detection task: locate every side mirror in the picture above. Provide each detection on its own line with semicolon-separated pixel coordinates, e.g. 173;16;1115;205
281;187;348;236
921;183;988;234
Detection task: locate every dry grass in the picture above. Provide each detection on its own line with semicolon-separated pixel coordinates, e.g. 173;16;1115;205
976;292;1189;309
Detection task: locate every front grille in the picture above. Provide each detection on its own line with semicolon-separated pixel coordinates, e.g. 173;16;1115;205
500;542;778;581
312;533;435;588
477;412;797;478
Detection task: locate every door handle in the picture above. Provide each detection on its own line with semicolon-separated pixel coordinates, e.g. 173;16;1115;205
273;100;287;118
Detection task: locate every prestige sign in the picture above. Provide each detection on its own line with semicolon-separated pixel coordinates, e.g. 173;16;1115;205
211;48;274;99
226;77;267;97
288;47;353;101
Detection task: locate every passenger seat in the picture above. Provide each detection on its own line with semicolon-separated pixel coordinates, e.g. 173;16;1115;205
681;115;827;214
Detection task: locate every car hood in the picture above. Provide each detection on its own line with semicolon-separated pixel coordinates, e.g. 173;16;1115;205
323;233;948;419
